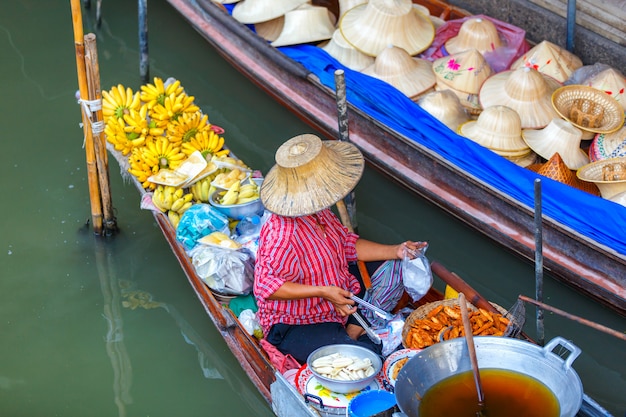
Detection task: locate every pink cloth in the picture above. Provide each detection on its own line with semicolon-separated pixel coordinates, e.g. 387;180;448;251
260;338;301;373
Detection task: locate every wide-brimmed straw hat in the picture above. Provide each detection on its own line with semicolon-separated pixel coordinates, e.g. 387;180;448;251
445;17;503;56
417;90;470;131
432;49;493;95
588;125;626;162
551;85;625;134
260;134;365;216
339;0;435;57
232;0;308;24
522;118;590;170
458;105;530;156
527;152;600;195
361;45;436;100
583;67;626;112
271;5;336;47
510;40;583;83
321;29;375;71
576;157;626;199
479;67;562;129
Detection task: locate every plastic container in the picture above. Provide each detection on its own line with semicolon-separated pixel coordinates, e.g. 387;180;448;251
235;215;262;237
347;390;397;417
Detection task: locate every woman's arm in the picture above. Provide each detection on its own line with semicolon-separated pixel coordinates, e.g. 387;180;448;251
268;282;357;317
355;239;427;262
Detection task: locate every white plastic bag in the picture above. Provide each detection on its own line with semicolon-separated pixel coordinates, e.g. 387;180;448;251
189;245;255;295
402;244;433;302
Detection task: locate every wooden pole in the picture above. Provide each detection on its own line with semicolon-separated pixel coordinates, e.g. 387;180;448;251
138;0;149;83
84;33;118;235
71;0;104;234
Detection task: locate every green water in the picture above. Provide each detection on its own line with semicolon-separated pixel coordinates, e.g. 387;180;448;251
0;0;624;416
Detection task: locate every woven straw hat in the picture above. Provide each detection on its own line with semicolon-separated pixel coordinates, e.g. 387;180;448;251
338;0;367;21
434;82;482;116
417;90;470;131
576;157;626;199
522;117;590;170
271;6;336;47
213;0;241;3
458;105;529;156
254;16;284;42
583;67;626;112
608;190;626;207
589;125;626;162
527;153;600;195
321;29;375;71
510;40;582;84
479;67;561;129
232;0;308;24
445;17;503;56
339;0;435;57
551;85;625;134
260;134;364;216
432;49;493;95
361;45;436;100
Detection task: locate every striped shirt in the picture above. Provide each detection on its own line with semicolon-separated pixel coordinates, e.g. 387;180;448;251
253;209;360;335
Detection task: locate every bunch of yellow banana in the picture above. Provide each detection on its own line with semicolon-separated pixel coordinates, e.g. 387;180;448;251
215;180;260;206
128;147;159;190
102;84;142;121
152;185;192;212
199;231;241;249
190;177;216;203
167;111;209;144
140;77;184;109
212;168;248;189
150;91;200;129
142;136;187;171
180;128;228;158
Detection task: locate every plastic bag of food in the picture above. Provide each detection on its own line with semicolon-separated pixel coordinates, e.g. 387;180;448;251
175;203;230;251
189;245;255;295
402;244;433;302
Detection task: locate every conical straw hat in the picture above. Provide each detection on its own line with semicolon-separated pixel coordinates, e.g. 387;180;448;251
510;40;583;83
321;29;375;71
232;0;308;24
271;6;336;47
434;81;483;116
584;67;626;112
260;134;365;216
361;45;436;100
432;49;493;94
458;105;529;153
527;152;600;195
445;17;503;56
417;90;470;131
339;0;435;57
479;67;562;129
608;190;626;208
588;125;626;162
213;0;241;3
339;0;367;21
522;117;590;170
576;156;626;199
255;16;284;42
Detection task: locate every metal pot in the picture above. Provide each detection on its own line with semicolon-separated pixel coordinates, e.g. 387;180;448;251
394;336;583;417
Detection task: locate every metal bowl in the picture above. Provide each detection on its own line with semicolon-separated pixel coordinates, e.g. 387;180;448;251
208;178;264;220
306;344;382;394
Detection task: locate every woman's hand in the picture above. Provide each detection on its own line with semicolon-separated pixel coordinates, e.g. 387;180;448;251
321;286;357;317
397;240;428;260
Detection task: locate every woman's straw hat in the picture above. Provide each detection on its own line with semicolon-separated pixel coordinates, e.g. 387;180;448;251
576;157;626;199
588;125;626;162
445;17;503;56
479;67;561;129
551;85;625;134
260;134;365;216
458;105;530;156
510;40;583;83
271;6;336;47
361;45;436;100
339;0;435;57
432;49;493;94
583;67;626;113
417;90;470;131
527;153;600;195
232;0;308;24
321;29;375;71
522;118;590;170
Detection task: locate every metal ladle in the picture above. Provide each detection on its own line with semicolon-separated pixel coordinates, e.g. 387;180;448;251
459;293;487;417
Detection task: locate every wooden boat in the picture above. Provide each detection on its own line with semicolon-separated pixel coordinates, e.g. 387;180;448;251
161;0;626;316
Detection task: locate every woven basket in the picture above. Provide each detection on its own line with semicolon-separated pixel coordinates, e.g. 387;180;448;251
402;298;510;348
552;85;625;134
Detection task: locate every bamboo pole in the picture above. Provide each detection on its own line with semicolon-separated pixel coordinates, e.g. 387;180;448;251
84;33;118;235
71;0;103;234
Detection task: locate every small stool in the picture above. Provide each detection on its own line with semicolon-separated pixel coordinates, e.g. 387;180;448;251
569;98;604;129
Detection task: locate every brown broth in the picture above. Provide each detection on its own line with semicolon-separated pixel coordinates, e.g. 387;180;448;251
418;369;560;417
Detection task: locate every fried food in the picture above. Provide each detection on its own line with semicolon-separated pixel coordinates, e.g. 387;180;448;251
391;357;409;381
404;303;509;349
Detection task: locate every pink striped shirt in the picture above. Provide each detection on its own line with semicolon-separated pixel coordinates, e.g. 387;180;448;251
253;208;360;335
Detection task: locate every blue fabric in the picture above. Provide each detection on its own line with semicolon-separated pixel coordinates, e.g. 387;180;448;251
278;44;626;257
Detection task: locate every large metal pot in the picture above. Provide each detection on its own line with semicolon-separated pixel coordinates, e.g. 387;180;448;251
394;336;583;417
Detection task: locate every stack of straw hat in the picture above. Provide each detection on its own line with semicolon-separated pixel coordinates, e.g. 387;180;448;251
339;0;435;57
270;4;336;47
577;156;626;201
432;49;493;116
417;90;470;132
510;40;583;84
588;125;626;162
321;29;374;71
479;66;561;129
527;153;600;195
444;17;503;56
232;0;308;24
522;118;589;170
361;45;436;100
458;105;536;166
582;67;626;113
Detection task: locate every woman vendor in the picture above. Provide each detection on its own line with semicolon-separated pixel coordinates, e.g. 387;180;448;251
253;134;427;364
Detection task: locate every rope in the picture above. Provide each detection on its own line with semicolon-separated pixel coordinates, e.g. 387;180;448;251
77;97;105;146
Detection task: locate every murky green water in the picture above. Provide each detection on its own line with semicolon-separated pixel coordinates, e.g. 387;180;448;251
1;0;624;416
